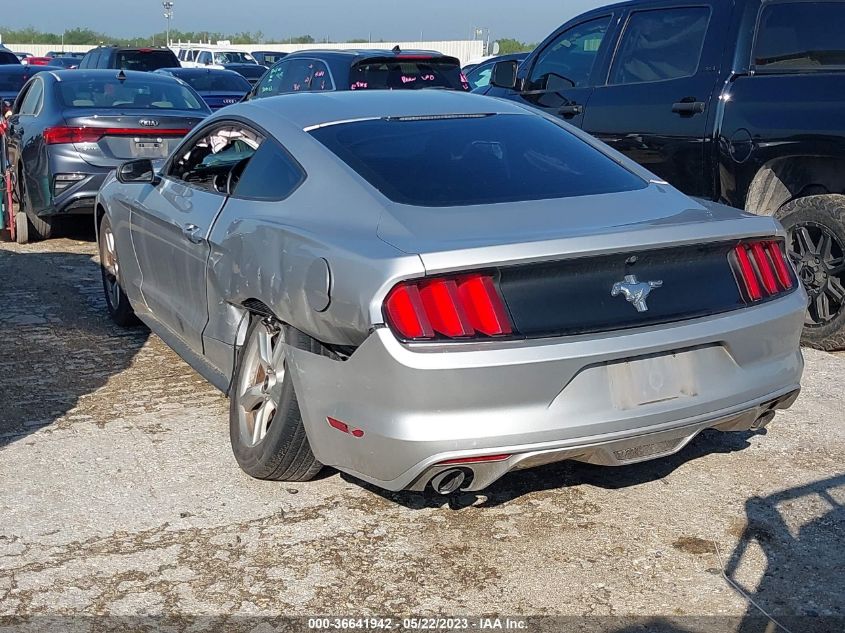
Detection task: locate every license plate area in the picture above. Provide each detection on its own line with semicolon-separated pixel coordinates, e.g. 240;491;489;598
132;139;168;158
608;353;697;410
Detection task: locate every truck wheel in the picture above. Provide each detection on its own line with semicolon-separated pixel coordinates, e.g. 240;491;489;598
229;317;323;482
17;169;52;241
776;194;845;350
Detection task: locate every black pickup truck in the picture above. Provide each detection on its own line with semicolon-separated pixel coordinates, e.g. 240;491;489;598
484;0;845;349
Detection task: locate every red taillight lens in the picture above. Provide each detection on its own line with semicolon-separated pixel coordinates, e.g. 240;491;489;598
732;240;795;302
44;126;190;145
384;273;513;341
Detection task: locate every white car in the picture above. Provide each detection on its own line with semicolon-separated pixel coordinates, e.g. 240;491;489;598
178;47;259;69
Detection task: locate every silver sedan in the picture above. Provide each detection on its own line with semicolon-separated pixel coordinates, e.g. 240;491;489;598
95;91;805;494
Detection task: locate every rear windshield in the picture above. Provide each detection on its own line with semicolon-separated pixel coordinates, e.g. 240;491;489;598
349;58;469;91
310;114;646;206
115;50;179;72
0;51;20;65
178;72;250;92
58;77;206;110
754;2;845;71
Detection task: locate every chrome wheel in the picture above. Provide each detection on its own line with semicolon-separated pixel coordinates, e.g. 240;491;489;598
236;321;287;447
99;221;121;309
787;222;845;326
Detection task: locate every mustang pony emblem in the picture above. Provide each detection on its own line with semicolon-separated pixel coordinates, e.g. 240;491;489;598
611;275;663;312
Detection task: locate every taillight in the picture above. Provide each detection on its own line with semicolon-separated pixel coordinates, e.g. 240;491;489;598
384;273;513;341
43;126;190;145
731;240;795;303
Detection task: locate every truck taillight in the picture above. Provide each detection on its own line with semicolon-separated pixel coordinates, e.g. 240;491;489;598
384;273;513;341
731;240;796;302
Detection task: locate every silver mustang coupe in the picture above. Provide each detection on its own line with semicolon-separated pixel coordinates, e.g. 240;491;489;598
95;91;805;494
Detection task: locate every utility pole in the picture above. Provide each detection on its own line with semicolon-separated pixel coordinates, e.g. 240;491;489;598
162;1;174;47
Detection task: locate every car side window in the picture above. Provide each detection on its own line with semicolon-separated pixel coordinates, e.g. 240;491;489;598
232;140;305;201
198;51;212;65
275;59;326;92
97;51;111;69
753;2;845;71
18;79;44;116
609;8;710;85
255;60;290;97
527;16;611;91
466;62;495;90
167;124;265;195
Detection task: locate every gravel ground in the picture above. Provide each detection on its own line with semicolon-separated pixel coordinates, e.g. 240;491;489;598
0;231;843;633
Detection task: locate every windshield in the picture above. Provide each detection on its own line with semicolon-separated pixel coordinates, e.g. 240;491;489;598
310;114;646;206
58;77;206;110
115;50;179;72
178;72;251;92
349;58;469;91
214;52;257;65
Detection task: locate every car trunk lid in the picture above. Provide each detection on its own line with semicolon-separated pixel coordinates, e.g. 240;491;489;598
60;109;203;167
377;186;791;338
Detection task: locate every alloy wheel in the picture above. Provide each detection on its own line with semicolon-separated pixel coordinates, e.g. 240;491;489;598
237;321;287;447
787;222;845;326
99;222;121;309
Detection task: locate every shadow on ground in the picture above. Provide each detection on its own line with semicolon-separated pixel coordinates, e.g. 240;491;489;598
0;233;149;445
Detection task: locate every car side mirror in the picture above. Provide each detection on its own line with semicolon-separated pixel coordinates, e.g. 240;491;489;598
117;159;159;185
491;60;519;90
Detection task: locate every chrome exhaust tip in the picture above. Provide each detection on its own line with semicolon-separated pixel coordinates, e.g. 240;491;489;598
430;468;468;495
753;409;776;429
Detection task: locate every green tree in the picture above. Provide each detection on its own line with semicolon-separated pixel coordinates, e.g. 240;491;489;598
495;38;534;54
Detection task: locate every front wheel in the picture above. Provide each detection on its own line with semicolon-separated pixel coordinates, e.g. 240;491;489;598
776;194;845;350
229;318;323;481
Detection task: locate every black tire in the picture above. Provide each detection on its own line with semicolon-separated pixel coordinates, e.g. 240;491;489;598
97;214;138;327
16;168;52;242
229;317;324;481
776;194;845;351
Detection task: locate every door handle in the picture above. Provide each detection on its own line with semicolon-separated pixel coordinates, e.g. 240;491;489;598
181;223;204;244
672;100;705;116
558;104;583;118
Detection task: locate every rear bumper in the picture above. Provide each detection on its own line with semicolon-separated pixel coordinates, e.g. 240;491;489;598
286;290;806;493
39;170;109;217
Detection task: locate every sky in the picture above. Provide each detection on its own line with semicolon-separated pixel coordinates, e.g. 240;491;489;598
2;0;612;43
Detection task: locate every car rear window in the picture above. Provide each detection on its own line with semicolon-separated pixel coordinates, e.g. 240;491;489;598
310;114;646;206
754;2;845;71
57;77;206;110
0;69;28;93
0;51;20;65
178;72;251;92
115;50;179;72
349;58;469;91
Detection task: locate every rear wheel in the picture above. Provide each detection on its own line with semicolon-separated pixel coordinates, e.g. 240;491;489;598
776;194;845;350
16;168;52;242
14;211;28;245
229;317;323;481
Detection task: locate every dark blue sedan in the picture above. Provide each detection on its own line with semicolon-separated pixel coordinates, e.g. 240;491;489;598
154;67;251;110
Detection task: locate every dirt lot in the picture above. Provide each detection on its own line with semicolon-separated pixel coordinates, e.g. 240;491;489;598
0;231;843;633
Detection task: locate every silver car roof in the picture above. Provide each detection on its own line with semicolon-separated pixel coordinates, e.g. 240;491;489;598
241;91;531;131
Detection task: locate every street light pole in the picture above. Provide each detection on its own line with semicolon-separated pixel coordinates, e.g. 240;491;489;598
162;1;174;47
